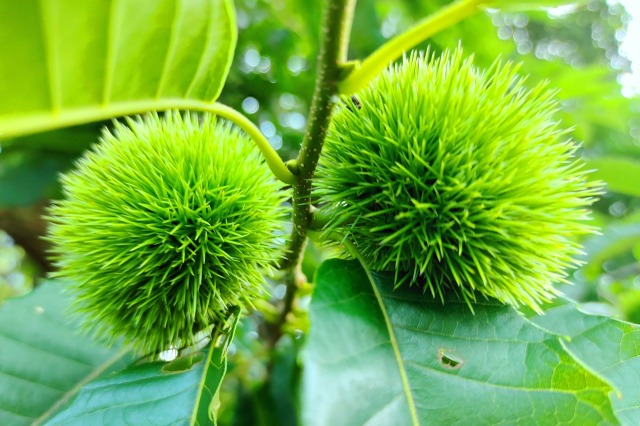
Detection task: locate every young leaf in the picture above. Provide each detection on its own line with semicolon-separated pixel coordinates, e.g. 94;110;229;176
0;0;236;138
301;259;638;425
0;281;132;425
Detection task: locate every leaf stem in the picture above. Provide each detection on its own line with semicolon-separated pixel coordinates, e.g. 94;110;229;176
207;103;296;185
338;0;487;95
0;101;295;185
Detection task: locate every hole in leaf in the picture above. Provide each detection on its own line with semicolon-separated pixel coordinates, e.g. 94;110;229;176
438;348;464;370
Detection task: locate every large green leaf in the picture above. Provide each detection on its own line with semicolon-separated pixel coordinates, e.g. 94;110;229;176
0;0;236;138
0;281;132;425
46;343;228;425
0;280;231;425
301;259;640;425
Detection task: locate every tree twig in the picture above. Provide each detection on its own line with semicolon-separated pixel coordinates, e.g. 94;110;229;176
281;0;356;270
274;0;357;339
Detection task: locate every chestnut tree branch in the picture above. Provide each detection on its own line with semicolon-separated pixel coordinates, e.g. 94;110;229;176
281;0;356;270
270;0;356;343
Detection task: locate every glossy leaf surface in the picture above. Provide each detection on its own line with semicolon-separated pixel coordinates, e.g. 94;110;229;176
526;302;640;424
301;259;639;425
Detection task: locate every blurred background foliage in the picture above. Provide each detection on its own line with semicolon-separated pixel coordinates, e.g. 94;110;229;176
1;0;639;423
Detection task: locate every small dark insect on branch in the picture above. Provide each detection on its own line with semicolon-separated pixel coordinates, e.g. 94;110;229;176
345;95;362;112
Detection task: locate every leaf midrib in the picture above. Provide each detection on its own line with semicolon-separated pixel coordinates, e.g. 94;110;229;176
348;263;613;425
33;349;130;426
359;263;420;426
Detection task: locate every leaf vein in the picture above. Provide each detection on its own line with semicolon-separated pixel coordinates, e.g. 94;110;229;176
362;393;404;426
102;0;121;105
47;383;200;424
368;277;420;424
185;0;213;98
0;332;97;367
0;369;65;392
391;322;543;344
0;406;36;420
32;349;130;425
155;0;183;99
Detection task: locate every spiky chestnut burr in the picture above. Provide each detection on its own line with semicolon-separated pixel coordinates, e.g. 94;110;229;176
315;49;602;311
47;112;286;354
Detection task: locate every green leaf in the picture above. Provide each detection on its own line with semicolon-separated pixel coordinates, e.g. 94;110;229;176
585;157;640;197
0;282;132;425
525;302;640;424
46;343;228;426
301;259;633;425
0;0;236;138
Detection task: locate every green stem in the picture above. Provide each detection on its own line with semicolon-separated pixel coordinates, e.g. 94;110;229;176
308;204;333;231
0;101;296;185
338;0;488;95
281;0;357;270
208;103;296;185
267;0;356;348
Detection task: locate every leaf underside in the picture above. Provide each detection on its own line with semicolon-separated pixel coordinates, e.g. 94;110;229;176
0;0;236;138
302;259;639;425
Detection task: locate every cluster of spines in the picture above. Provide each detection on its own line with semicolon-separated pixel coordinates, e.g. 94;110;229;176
48;112;286;353
316;49;601;311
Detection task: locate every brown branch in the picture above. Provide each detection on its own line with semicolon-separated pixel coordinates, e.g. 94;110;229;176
0;201;52;273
